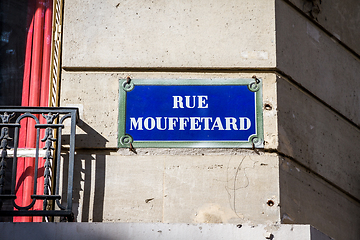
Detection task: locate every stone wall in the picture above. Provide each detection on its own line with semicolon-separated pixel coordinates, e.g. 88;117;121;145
59;0;360;239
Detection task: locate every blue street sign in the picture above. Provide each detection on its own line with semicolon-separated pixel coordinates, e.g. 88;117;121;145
118;78;263;148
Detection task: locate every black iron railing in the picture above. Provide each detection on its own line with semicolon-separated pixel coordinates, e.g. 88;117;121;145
0;107;77;220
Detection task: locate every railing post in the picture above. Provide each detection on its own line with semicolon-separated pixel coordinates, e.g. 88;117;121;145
0;113;15;209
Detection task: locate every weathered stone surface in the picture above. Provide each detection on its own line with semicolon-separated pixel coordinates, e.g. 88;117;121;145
60;72;278;149
287;0;360;55
277;75;360;200
62;0;276;68
56;3;360;240
280;157;360;240
60;72;119;148
276;0;360;126
102;155;164;223
71;152;280;224
162;154;279;224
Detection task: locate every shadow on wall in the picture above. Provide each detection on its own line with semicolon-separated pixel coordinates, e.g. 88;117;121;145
62;119;108;222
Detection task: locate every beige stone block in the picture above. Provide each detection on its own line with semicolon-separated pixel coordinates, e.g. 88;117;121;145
162;154;280;224
102;155;164;222
276;0;360;125
262;74;278;149
72;152;280;224
62;0;276;68
280;157;360;240
288;0;360;55
70;152;109;222
277;75;360;199
60;71;119;148
60;71;278;149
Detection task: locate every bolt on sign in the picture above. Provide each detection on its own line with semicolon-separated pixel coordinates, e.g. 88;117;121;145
118;78;263;148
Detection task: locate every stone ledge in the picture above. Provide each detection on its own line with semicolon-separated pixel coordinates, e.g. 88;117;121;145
0;223;331;240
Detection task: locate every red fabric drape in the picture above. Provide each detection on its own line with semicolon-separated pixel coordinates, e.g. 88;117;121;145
15;0;53;222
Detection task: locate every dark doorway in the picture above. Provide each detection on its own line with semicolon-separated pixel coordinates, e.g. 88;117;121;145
0;1;29;106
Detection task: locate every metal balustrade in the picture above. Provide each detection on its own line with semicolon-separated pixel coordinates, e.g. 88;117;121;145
0;107;78;221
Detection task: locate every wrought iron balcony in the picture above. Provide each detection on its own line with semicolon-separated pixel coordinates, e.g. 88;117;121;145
0;107;78;221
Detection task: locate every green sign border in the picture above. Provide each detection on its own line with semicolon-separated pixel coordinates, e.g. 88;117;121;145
118;78;263;148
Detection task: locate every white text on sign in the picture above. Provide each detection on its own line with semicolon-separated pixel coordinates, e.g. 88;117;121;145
129;95;252;131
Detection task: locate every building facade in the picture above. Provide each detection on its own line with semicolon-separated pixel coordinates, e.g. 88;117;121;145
1;0;360;239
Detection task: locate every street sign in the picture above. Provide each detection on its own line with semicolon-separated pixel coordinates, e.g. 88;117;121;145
118;78;263;148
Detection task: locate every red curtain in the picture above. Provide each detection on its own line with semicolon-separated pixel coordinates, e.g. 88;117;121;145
15;0;53;222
